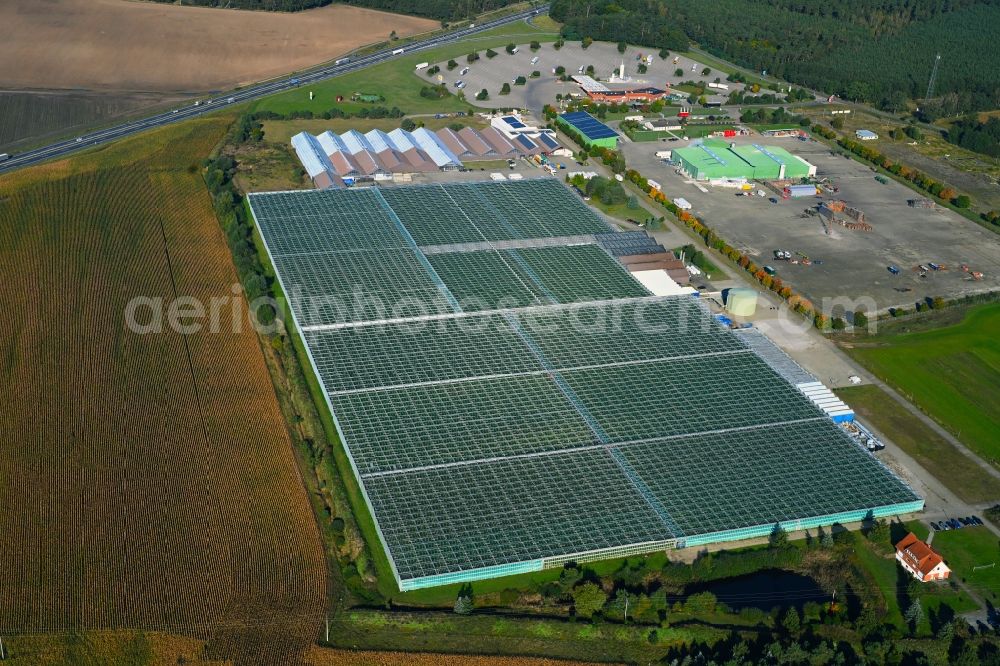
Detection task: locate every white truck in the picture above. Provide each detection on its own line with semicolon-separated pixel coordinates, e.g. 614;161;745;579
415;62;429;70
392;48;405;56
655;150;672;160
335;58;351;65
510;47;519;55
0;153;9;162
673;197;692;210
707;82;729;91
530;56;539;65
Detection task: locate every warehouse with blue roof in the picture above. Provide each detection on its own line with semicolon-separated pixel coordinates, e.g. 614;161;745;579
557;111;619;149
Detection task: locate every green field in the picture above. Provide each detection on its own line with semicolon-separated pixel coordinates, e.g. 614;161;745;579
251;22;556;117
845;304;1000;470
933;526;1000;605
834;385;999;504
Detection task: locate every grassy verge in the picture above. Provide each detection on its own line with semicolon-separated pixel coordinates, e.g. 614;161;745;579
328;608;726;662
933;527;1000;605
679;49;771;89
250;23;556;117
839;303;1000;471
833;385;999;505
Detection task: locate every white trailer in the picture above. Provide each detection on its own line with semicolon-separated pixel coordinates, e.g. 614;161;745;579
655;150;672;160
673;197;692;210
415;62;429;70
647;178;662;190
392;48;405;56
707;82;729;91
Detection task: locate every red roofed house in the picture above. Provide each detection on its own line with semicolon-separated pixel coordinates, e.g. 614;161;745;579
895;532;951;582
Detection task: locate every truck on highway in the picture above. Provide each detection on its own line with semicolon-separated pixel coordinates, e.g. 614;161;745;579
335;58;350;65
392;48;405;56
0;153;9;162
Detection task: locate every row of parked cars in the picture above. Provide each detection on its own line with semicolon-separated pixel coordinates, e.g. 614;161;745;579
932;516;983;531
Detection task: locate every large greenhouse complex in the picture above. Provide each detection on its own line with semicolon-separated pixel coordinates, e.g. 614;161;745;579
247;178;921;591
672;139;817;181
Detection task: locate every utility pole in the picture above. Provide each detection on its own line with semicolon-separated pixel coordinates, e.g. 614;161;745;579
924;54;941;102
1;634;7;660
624;594;629;622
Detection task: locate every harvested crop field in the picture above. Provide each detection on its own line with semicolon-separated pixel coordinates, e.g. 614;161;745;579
0;89;186;151
0;118;326;663
0;0;436;92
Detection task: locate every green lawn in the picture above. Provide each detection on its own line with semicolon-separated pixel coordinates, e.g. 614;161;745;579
851;524;978;633
834;385;999;504
845;303;1000;470
933;526;1000;605
251;23;556;117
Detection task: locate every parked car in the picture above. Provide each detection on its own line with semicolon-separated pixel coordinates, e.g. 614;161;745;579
768;197;778;204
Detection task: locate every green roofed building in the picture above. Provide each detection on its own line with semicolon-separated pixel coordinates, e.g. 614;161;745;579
557;111;619;149
673;139;816;181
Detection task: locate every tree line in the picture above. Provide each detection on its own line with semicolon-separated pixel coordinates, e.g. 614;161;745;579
551;0;1000;116
550;0;690;51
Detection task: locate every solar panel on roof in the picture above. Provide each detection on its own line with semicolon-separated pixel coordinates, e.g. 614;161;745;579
502;116;526;129
515;134;536;150
537;133;559;149
560;112;618;140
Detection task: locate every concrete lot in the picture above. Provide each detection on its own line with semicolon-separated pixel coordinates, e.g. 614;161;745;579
418;42;739;113
620;134;1000;312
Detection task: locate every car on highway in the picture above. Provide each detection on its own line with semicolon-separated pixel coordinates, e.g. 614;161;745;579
768;197;778;204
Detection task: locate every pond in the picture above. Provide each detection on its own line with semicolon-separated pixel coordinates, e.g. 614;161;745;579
684;569;827;612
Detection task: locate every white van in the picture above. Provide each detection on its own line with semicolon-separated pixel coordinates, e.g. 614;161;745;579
530;56;539;65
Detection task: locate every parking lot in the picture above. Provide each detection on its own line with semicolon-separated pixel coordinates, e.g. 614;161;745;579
418;42;741;113
619;134;1000;312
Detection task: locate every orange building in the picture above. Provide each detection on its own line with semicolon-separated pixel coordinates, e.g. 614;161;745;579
895;532;951;582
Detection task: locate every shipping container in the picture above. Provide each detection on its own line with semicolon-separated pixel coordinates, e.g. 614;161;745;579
783;184;818;198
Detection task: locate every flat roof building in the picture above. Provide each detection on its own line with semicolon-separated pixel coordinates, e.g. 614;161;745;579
557;111;619;149
672;140;816;181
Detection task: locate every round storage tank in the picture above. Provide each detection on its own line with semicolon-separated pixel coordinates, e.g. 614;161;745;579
726;288;757;317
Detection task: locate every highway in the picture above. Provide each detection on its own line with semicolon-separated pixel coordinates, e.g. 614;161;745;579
0;4;548;176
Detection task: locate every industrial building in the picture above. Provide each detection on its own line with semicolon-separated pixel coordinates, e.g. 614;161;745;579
556;111;619;149
569;75;668;104
292;124;562;188
248;180;922;591
672;139;817;181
